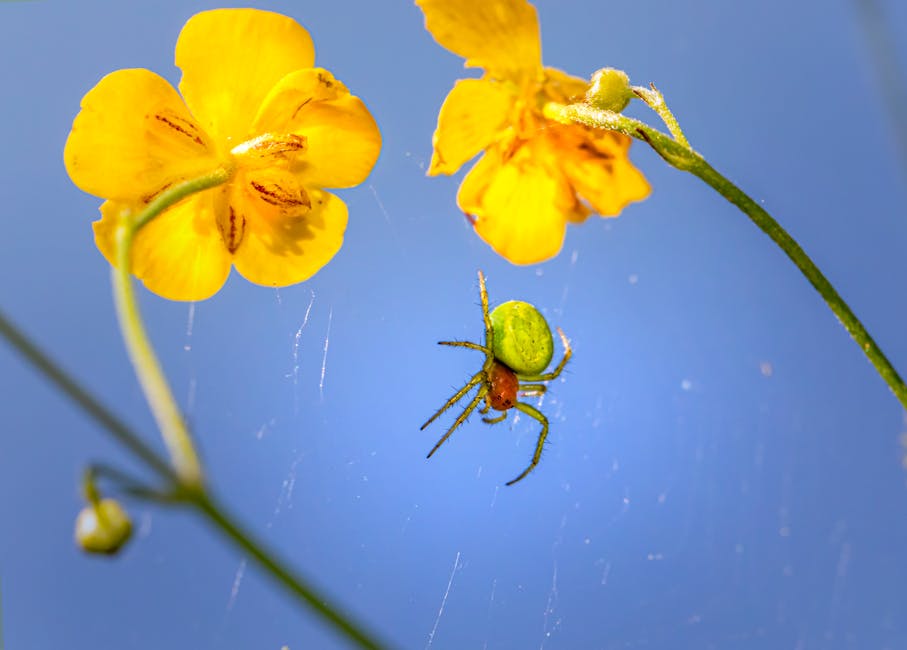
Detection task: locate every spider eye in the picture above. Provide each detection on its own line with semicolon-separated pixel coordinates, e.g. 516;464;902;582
490;300;554;375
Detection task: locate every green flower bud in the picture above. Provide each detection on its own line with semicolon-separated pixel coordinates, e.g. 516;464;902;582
585;68;633;112
75;498;132;555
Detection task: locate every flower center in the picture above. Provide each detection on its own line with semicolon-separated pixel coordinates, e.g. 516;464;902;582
216;133;313;254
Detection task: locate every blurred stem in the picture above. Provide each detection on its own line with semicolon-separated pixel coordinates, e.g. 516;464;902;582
0;309;176;481
0;308;390;650
194;493;387;649
86;463;173;503
82;466;101;505
546;100;907;412
108;167;390;648
855;0;907;182
112;171;233;487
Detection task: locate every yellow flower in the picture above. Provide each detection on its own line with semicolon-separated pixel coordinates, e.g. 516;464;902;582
65;9;381;301
417;0;649;264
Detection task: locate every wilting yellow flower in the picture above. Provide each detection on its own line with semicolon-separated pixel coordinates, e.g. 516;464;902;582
418;0;649;264
65;9;381;300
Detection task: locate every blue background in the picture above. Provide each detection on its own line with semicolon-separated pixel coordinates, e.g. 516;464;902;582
2;1;907;648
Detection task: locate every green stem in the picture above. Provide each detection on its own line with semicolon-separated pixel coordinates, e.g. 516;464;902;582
0;308;391;647
193;493;388;649
87;463;173;503
0;309;176;482
112;169;232;487
548;101;907;411
112;167;391;647
631;84;689;147
82;467;101;505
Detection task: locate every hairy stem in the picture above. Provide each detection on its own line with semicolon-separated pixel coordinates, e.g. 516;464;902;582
631;84;689;147
547;101;907;411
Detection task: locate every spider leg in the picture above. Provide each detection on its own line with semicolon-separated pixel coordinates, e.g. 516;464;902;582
477;270;494;349
420;370;485;431
479;401;491;415
518;327;572;382
505;402;549;486
426;385;488;459
482;411;508;425
517;383;547;397
438;341;490;353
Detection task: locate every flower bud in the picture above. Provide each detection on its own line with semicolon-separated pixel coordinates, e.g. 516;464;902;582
75;498;133;555
585;68;633;112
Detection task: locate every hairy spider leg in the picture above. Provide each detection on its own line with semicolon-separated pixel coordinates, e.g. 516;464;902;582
482;412;508;424
517;383;547;397
437;340;489;353
506;402;549;486
420;370;485;432
482;382;546;426
516;328;572;382
426;385;489;458
477;270;494;347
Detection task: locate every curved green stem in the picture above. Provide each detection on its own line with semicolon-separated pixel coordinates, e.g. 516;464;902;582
547;100;907;411
113;228;204;485
631;84;689;147
109;167;391;647
112;169;232;487
86;463;175;503
0;306;392;648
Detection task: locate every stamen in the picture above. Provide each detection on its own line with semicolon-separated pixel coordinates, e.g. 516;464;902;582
231;133;307;163
250;181;311;212
147;108;210;153
216;204;246;253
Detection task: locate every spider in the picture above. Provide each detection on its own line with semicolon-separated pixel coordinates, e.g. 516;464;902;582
421;270;572;485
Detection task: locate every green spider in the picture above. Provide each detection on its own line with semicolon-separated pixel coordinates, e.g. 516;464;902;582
421;270;572;485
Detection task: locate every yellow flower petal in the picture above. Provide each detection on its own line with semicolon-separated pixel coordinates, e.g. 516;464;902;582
551;125;651;216
232;189;348;287
542;67;590;104
416;0;541;81
428;78;513;176
176;9;315;144
93;195;232;301
458;139;578;265
252;69;381;189
64;68;218;202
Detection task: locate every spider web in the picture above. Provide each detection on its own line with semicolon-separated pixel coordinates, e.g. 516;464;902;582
3;2;905;649
192;109;891;650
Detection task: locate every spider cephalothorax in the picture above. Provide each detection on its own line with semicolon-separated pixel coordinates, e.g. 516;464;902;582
421;270;571;485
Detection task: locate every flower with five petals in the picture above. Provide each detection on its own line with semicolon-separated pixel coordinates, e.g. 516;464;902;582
418;0;649;264
65;9;381;300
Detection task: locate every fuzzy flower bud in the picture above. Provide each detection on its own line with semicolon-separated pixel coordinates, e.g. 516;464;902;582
75;498;133;555
585;68;633;112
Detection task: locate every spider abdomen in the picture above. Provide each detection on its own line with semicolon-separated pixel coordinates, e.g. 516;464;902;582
487;361;519;411
490;300;554;376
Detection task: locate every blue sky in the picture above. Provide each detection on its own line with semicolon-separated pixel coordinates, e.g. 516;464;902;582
1;1;907;648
